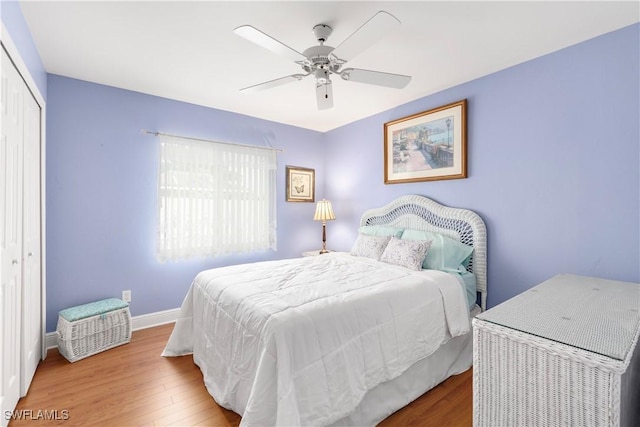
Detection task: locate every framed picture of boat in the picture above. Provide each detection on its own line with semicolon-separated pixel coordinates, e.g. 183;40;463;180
384;99;467;184
286;166;315;202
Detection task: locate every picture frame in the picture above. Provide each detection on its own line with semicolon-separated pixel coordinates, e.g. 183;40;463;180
285;166;315;202
384;99;467;184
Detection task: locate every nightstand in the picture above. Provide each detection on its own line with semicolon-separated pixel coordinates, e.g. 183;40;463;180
302;250;332;257
472;274;640;427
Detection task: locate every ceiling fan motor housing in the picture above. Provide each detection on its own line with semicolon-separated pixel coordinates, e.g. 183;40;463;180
302;45;341;75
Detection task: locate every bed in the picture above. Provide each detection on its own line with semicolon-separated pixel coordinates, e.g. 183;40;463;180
163;194;487;426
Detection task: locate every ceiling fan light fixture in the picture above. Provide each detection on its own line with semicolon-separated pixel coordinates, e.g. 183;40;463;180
315;69;330;84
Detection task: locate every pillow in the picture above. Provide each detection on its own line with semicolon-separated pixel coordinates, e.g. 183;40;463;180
401;229;473;272
358;225;404;238
380;236;432;271
350;234;392;260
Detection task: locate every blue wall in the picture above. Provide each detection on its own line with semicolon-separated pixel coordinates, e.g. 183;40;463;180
324;24;640;308
45;76;325;331
1;0;47;99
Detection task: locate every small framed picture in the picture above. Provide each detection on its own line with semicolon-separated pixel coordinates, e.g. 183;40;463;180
286;166;315;202
384;99;467;184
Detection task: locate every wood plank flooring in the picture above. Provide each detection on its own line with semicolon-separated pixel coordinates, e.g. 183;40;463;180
10;324;472;426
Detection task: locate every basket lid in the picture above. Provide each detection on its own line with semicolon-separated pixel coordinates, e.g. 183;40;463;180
477;274;640;362
59;298;129;322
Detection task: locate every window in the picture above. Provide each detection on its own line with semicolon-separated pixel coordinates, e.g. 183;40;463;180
157;134;277;261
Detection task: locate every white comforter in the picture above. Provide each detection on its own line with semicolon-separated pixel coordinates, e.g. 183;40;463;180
163;252;470;426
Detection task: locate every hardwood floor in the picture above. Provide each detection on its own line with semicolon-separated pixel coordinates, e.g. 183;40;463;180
10;324;472;426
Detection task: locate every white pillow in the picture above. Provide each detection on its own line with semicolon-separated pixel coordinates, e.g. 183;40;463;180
351;234;392;260
380;236;432;270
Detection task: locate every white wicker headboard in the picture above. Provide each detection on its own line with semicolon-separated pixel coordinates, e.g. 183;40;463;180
360;194;487;311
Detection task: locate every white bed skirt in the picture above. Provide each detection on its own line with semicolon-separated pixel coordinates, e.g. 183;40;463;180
331;305;480;426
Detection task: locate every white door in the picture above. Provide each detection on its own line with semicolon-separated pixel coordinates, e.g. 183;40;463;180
1;47;24;426
21;85;41;396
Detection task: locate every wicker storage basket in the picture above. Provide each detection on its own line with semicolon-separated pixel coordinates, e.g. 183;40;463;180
473;274;640;427
57;298;132;362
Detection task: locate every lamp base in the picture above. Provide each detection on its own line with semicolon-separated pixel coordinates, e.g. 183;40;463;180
319;222;330;254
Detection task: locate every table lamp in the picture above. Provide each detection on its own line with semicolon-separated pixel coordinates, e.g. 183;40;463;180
313;199;335;254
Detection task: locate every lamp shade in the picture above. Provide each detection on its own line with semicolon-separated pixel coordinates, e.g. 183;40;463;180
313;199;335;221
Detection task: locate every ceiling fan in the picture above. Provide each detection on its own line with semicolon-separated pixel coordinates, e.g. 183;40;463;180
233;11;412;110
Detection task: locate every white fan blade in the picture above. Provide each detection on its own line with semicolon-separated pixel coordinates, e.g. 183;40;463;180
330;11;400;62
316;81;333;110
240;74;306;93
340;68;411;89
234;25;306;62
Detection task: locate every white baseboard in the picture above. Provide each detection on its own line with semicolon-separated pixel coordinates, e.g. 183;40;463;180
130;307;181;331
45;307;180;350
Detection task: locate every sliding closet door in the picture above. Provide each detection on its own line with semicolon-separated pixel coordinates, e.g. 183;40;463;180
21;86;41;396
0;47;24;425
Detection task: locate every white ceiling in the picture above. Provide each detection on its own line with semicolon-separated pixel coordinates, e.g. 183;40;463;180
20;1;639;132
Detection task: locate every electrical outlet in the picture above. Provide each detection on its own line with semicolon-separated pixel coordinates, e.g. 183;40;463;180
122;290;131;303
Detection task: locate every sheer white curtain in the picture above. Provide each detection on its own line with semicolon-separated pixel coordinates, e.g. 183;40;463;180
157;134;277;261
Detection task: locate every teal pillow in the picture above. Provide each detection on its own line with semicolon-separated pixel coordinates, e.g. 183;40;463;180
358;225;404;238
401;229;473;272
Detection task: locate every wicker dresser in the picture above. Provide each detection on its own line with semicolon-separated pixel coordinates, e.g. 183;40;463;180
473;274;640;427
